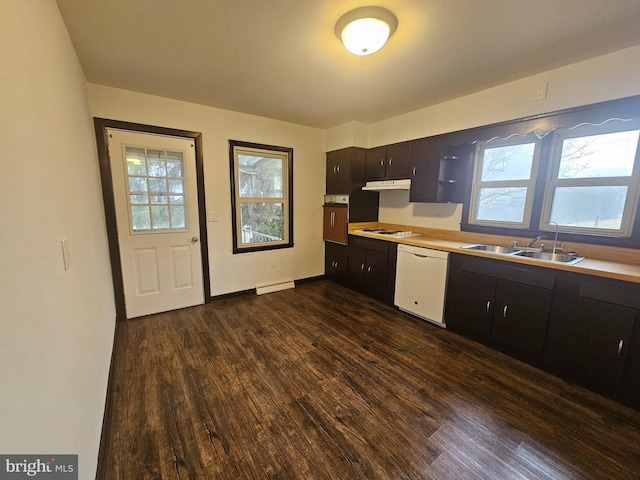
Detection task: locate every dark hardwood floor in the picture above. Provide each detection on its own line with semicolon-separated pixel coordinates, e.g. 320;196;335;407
105;280;640;479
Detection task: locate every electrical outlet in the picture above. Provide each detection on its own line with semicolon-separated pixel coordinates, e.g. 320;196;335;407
433;214;440;226
270;259;277;269
207;211;219;222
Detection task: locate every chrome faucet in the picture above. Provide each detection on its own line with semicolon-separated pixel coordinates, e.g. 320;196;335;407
526;235;545;248
544;220;561;253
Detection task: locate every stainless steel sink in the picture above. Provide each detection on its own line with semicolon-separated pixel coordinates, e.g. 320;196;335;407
512;250;585;265
461;244;521;254
461;243;586;265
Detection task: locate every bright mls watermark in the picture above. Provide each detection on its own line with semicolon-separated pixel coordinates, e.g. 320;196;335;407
0;456;77;479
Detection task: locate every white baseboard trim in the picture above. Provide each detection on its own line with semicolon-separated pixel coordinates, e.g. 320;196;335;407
255;280;295;295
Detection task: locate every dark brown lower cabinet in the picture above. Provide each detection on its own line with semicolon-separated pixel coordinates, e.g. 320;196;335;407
324;236;397;304
447;256;640;409
445;264;496;339
347;236;396;302
446;254;554;360
325;242;349;284
544;273;639;393
491;280;553;359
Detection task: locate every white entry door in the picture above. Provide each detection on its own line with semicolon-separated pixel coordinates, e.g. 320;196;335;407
108;129;204;319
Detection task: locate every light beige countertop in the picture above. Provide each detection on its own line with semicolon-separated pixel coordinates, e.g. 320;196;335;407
348;222;640;284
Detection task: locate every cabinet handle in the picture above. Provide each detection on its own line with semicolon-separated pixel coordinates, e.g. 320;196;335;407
388;157;393;166
333;165;337;173
618;339;624;354
330;211;335;227
412;166;416;176
336;164;341;173
486;300;491;313
380;158;385;166
503;305;508;318
367;266;372;273
361;263;365;271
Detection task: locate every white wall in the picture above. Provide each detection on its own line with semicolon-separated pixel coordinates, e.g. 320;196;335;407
87;85;326;296
371;45;640;229
0;1;116;479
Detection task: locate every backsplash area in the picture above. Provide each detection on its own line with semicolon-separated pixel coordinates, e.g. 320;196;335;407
377;190;463;231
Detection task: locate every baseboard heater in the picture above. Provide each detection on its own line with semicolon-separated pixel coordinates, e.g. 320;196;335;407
255;280;295;295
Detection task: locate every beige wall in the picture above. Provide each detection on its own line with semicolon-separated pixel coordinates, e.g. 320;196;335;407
88;84;327;296
0;1;116;478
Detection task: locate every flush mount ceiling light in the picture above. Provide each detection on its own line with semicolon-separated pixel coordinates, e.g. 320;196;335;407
335;6;398;56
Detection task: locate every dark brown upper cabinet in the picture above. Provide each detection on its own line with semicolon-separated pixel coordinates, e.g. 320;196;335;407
365;142;411;181
409;137;473;203
326;147;366;194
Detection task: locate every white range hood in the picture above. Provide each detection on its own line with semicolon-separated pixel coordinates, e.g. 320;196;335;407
362;179;411;191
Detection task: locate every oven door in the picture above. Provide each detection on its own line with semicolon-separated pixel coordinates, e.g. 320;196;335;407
323;204;349;244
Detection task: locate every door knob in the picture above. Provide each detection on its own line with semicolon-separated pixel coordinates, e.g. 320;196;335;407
191;236;199;244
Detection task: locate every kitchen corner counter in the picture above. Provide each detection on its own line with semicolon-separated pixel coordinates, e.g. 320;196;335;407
348;222;640;284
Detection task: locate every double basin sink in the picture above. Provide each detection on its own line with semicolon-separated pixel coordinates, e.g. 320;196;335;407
461;244;585;265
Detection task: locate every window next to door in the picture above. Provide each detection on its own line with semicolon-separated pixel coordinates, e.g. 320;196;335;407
229;140;293;253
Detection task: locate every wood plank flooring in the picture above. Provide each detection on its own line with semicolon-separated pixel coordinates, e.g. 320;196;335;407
104;280;640;479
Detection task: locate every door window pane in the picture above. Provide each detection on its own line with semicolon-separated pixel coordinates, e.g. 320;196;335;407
549;186;628;230
147;149;166;177
131;206;151;231
558;130;639;179
169;179;184;193
128;176;148;193
126;147;147;176
170;206;187;229
151;205;170;230
475;187;527;223
124;146;187;232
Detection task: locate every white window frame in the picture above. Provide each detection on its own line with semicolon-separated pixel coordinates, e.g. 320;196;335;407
229;140;293;253
469;135;542;229
540;121;640;237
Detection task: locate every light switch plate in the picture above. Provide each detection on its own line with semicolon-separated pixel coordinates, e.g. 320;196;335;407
207;211;219;222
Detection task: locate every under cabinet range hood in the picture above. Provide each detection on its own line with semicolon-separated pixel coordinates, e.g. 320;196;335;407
362;179;411;191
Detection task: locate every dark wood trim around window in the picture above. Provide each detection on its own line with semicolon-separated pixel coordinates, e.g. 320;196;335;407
228;139;294;254
93;118;212;321
456;95;640;249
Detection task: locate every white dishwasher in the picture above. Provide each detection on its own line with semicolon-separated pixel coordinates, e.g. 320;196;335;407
394;244;449;327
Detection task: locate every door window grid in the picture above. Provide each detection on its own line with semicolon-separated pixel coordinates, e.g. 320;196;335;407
125;146;187;232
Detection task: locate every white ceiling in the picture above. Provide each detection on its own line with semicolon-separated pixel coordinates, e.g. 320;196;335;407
56;0;640;129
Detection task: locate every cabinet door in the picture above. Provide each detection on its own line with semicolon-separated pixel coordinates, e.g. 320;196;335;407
364;249;389;299
491;280;552;359
335;148;352;183
384;142;411;179
326;150;338;185
325;244;348;283
347;246;367;290
445;267;496;339
409;137;439;203
545;297;636;388
365;146;387;181
322;206;348;244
